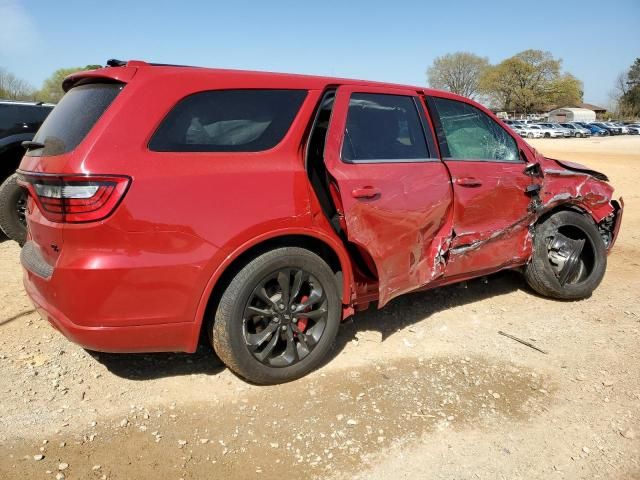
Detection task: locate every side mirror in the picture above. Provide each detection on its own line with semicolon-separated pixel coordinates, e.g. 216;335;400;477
523;161;543;177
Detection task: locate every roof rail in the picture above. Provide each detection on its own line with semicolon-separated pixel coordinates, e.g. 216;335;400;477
106;58;199;69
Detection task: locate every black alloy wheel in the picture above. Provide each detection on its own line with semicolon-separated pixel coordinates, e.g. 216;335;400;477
212;247;341;384
243;268;328;367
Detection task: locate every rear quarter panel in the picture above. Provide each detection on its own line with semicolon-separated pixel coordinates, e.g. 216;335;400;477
46;73;346;336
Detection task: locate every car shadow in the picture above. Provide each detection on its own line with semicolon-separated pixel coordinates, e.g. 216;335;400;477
90;270;525;382
87;345;225;381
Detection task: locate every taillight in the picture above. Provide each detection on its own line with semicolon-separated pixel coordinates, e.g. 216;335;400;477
17;173;130;223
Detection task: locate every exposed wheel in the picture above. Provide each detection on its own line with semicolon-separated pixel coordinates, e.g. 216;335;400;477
212;247;341;384
527;133;534;139
0;174;27;246
525;211;606;300
544;133;551;138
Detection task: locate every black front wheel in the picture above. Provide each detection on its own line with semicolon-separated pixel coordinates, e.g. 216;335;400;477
212;247;341;384
525;211;607;300
0;174;27;246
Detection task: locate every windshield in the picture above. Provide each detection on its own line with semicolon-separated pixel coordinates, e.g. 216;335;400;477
29;82;123;156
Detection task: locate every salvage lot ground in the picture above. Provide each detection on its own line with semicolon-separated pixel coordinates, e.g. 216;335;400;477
0;136;639;480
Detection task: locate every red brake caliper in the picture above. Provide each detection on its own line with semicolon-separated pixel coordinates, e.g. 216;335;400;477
296;295;309;333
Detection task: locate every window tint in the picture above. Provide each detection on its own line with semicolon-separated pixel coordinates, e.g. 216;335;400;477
149;89;307;152
341;93;429;162
30;83;122;156
431;97;519;162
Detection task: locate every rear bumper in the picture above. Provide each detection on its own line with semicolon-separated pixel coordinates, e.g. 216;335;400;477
19;236;214;353
23;273;198;353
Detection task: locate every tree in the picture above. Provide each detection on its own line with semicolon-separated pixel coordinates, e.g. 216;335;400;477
426;52;489;99
479;50;582;113
547;73;583;109
0;67;35;100
36;64;102;103
616;58;640;118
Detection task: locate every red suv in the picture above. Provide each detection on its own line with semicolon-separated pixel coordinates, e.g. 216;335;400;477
18;60;623;384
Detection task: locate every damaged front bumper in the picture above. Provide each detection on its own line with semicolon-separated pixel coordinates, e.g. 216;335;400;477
602;198;624;252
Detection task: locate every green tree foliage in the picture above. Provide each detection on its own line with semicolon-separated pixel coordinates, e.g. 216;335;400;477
479;50;582;112
0;67;35;100
617;58;640;118
427;52;489;99
36;64;102;103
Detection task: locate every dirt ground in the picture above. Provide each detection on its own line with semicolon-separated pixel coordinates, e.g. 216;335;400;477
0;136;638;480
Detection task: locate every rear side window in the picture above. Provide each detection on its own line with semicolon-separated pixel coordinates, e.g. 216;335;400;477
30;83;123;156
149;89;307;152
430;97;519;162
341;93;429;162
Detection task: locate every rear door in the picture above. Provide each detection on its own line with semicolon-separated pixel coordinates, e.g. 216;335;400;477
323;85;453;306
425;95;537;278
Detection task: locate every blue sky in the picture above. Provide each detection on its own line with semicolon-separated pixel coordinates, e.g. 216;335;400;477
1;0;638;106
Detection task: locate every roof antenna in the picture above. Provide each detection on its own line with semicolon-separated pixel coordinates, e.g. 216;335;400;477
106;59;127;67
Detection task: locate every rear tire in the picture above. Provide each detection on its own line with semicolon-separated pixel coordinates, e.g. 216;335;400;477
212;247;341;384
0;174;27;246
524;211;606;300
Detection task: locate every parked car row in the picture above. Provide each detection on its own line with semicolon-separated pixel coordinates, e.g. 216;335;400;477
504;119;640;139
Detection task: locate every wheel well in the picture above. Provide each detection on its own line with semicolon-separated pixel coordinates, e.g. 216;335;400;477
538;204;594;226
199;235;345;346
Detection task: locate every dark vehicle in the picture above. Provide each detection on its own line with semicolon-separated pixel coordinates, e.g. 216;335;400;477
18;60;623;384
591;122;622;135
0;100;54;244
574;122;609;136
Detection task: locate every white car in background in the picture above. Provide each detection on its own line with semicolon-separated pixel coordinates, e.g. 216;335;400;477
560;123;592;138
538;123;573;137
514;124;544;138
528;124;564;138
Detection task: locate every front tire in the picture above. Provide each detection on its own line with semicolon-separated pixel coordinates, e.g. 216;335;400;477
524;211;607;300
0;174;27;246
212;247;341;384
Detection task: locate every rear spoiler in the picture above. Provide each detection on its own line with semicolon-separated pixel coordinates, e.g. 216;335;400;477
62;63;140;92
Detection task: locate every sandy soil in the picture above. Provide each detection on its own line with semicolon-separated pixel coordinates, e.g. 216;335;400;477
0;136;638;480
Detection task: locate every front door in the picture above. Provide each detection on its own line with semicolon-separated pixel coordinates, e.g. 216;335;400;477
425;95;537;278
323;86;453;306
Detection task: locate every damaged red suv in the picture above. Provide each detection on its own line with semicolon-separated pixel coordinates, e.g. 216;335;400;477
18;60;623;384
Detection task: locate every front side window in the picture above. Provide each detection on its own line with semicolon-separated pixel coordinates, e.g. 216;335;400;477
430;97;519;162
341;93;429;162
149;89;307;152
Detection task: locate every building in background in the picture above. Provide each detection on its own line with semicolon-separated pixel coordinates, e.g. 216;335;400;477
548;107;596;122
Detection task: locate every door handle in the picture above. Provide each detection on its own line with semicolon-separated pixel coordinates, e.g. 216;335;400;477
351;186;381;199
455;177;482;187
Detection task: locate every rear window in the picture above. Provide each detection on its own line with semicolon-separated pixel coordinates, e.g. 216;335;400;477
29;83;123;156
148;89;307;152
